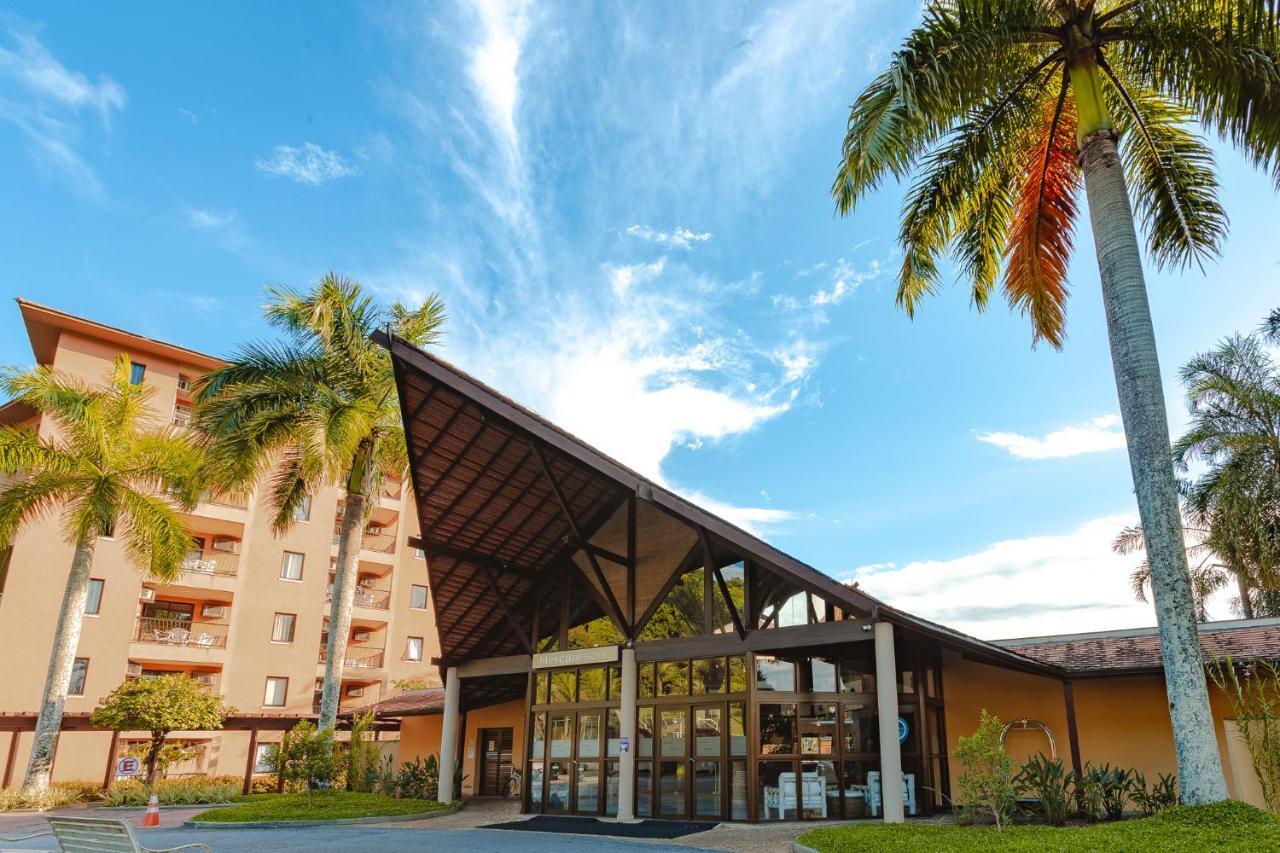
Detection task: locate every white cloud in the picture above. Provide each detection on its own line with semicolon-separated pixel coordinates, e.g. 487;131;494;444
467;0;529;155
606;257;666;298
254;142;358;185
977;415;1127;460
846;515;1231;639
0;22;125;198
810;258;879;307
183;207;235;230
626;224;712;250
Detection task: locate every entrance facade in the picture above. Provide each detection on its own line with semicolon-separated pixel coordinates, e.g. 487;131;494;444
477;727;514;796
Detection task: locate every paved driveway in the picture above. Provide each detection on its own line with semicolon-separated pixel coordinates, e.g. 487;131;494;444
1;824;715;853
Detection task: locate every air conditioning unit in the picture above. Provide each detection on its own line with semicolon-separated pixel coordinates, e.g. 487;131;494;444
195;674;216;687
352;630;371;642
126;663;142;678
346;687;365;697
201;604;228;618
139;587;156;602
177;376;192;392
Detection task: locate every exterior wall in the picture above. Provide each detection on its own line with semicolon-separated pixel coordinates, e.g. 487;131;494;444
942;651;1266;808
398;714;444;769
0;310;441;788
396;699;527;797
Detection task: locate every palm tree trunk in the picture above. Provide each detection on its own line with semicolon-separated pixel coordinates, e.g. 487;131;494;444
1079;128;1228;805
21;537;95;795
318;491;367;734
1236;571;1255;620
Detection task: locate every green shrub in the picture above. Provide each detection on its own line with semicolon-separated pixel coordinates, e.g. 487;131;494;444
1129;771;1177;817
101;777;241;807
954;710;1016;830
265;721;337;805
1210;657;1280;815
344;710;381;793
0;781;99;811
1073;763;1107;821
1014;754;1071;826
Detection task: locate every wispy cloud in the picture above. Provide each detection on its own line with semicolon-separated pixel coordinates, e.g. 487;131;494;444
183;207;236;230
627;224;712;250
0;20;125;198
845;515;1211;638
606;257;666;298
977;415;1127;460
254;142;358;185
467;0;529;156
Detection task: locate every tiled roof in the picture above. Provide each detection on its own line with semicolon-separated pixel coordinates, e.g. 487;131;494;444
998;617;1280;675
361;688;446;717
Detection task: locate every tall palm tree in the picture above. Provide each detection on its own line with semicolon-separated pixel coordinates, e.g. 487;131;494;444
0;357;202;794
833;1;1279;803
195;274;445;735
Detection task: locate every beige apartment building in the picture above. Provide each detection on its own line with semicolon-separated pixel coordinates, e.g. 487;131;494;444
0;300;440;787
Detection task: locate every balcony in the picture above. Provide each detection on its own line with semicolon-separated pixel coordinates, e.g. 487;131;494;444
135;617;229;649
181;550;238;578
318;646;385;670
332;526;397;556
325;585;391;611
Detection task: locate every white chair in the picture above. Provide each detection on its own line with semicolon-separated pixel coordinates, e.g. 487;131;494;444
15;816;213;852
866;771;918;816
764;771;828;819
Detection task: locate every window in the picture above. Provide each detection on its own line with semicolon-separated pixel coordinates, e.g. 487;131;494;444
271;613;296;643
292;496;311;522
263;677;288;707
171;404;192;428
129;362;146;385
253;743;274;773
405;636;424;662
68;658;89;695
85;579;104;615
414;547;426;560
755;655;797;692
279;551;304;581
409;584;428;609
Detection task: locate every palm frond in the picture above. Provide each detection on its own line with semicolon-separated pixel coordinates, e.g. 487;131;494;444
0;473;76;547
116;489;193;581
0;426;79;477
390;294;448;349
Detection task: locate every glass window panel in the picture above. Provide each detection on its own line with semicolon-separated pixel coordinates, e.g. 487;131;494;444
85;579;104;615
839;759;880;818
754;656;796;692
711;561;745;635
839;649;876;694
604;761;620;817
731;759;749;820
68;658;89;696
695;706;722;756
899;704;920;754
660;709;687;757
606;709;621;757
578;712;601;758
755;569;810;629
409;585;428;609
808;657;837;693
759;703;796;755
639;663;656;698
279;551;304;580
535;672;549;705
842;702;878;754
550;670;577;704
271;613;296;643
804;759;840;819
568;615;625;649
925;665;938;699
729;703;747;756
639;566;706;640
576;761;600;813
637;761;653;816
528;761;544;810
800;703;837;755
607;666;621;699
579;667;606;701
898;663;916;694
659;660;690;696
728;655;748;693
549;714;573;758
694;761;721;816
901;757;923;816
263;676;287;707
758;760;796;821
530;712;546;761
638;707;654;758
658;761;686;815
546;761;570;811
693;657;726;694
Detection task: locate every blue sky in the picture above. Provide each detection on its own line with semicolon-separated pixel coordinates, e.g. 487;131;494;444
3;1;1278;639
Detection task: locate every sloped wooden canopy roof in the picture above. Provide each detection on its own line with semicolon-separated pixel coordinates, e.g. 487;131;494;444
382;332;1061;680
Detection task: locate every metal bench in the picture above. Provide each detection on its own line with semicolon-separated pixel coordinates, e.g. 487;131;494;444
5;816;211;853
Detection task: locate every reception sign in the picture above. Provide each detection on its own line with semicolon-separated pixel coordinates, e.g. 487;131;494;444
532;645;620;669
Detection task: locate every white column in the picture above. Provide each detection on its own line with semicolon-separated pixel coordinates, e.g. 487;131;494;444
616;647;638;820
874;622;905;823
438;666;461;804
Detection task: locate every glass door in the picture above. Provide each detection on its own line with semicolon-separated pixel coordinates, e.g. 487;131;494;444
693;704;724;819
575;711;602;815
546;712;574;812
658;708;689;817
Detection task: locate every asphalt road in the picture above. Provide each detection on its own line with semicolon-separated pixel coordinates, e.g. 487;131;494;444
0;825;718;853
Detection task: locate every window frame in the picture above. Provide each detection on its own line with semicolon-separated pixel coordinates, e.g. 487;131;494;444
409;584;429;610
292;496;312;523
68;657;90;696
263;676;289;707
271;612;297;644
128;362;147;385
85;578;105;616
405;636;424;662
279;551;305;581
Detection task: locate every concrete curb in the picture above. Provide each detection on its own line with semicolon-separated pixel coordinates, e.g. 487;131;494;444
792;843;822;853
182;802;461;829
98;802;237;811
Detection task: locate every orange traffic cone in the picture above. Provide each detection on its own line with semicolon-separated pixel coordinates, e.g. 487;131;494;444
142;794;160;828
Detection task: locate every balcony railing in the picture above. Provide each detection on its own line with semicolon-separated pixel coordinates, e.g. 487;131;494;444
331;528;397;554
181;551;238;578
325;585;391;610
318;646;385;669
135;617;229;649
199;490;249;510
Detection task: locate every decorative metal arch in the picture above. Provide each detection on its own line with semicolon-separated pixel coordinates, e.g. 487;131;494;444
1000;716;1057;760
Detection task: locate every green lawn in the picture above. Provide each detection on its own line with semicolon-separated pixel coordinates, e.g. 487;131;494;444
797;801;1280;852
191;791;452;823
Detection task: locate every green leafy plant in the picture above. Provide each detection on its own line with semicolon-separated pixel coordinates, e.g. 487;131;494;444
90;675;230;786
265;721;337;805
1015;754;1072;826
101;777;241;807
0;781;99;812
1103;765;1133;820
1131;772;1178;817
1210;657;1280;814
954;710;1017;830
122;741;200;781
344;710;382;793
